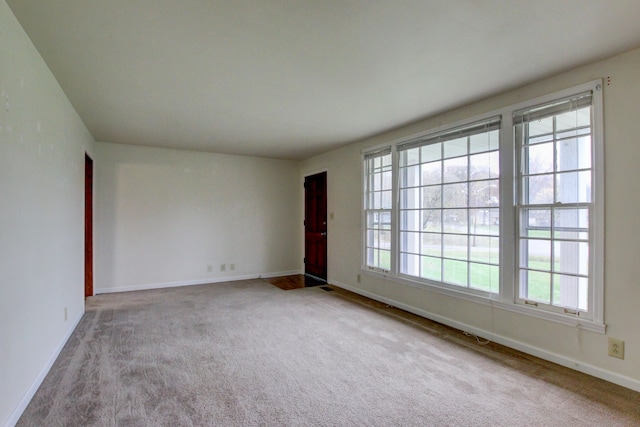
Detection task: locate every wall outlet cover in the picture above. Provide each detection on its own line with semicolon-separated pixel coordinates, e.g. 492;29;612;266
608;337;625;359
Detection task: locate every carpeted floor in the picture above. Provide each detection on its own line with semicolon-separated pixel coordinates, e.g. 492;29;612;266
18;279;640;426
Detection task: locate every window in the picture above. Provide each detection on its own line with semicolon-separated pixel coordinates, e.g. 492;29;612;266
397;118;501;293
364;147;392;272
362;81;603;330
515;92;596;316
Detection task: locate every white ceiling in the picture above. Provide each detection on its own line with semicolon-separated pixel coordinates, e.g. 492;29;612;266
7;1;640;160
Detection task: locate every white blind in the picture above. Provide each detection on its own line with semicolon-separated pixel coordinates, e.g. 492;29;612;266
513;91;592;125
363;146;391;160
397;116;501;152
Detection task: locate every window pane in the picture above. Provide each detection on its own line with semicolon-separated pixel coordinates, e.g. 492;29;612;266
373;172;381;190
443;183;468;208
379;230;391;250
556;136;591;172
526;142;554;174
421;161;442;185
470;151;499;180
366;248;375;266
470;236;499;264
381;152;392;167
381;190;392;209
443;137;467;158
553;241;589;275
400;231;419;253
470;263;499;293
556;171;591;203
422;256;441;281
400;252;420;276
421;209;441;232
372;192;381;209
422;233;441;257
379;250;391;270
521;270;551;303
400;188;420;209
554;208;589;240
366;212;376;229
443;259;467;286
400;165;420;188
525;174;554;204
368;211;388;230
421;143;442;162
521;208;551;237
402;147;420;166
422;186;442;209
470;129;499;153
442;209;467;233
443;234;468;260
553;274;588;311
556;107;590;131
471;208;499;235
470;179;499;207
443;157;468;183
400;210;421;231
521;239;551;271
382;170;393;190
372;230;380;247
528;117;553;137
381;212;391;229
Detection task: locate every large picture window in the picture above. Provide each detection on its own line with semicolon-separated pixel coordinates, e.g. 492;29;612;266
397;118;501;293
362;81;603;330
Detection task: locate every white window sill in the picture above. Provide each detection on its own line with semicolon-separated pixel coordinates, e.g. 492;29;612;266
360;267;606;334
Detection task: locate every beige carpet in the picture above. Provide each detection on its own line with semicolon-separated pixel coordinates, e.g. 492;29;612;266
18;279;640;426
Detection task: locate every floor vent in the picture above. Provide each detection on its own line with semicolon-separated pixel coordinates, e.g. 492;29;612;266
320;286;333;292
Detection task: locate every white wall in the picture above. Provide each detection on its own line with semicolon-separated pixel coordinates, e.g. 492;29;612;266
95;142;302;293
0;2;95;425
303;47;640;391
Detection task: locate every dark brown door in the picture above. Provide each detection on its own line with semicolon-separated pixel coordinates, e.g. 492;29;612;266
84;154;93;297
304;172;327;281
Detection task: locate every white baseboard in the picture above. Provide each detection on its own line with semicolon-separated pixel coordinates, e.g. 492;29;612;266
331;279;640;393
94;270;302;294
4;311;84;427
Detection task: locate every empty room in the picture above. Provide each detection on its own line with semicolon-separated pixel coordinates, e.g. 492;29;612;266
2;1;640;425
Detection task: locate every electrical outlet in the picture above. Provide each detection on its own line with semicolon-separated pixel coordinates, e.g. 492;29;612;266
64;307;67;322
357;274;361;283
220;264;226;272
230;263;235;271
608;337;625;359
207;265;213;272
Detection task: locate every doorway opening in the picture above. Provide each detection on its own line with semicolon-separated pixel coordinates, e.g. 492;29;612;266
84;154;93;297
304;171;327;282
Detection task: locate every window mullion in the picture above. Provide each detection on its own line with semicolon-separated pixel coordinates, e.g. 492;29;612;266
391;148;399;275
500;113;516;302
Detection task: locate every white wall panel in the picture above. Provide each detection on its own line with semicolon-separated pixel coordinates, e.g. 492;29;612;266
0;2;95;425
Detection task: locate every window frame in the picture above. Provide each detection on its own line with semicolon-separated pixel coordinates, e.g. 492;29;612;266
513;82;604;324
395;117;502;295
363;147;394;274
361;80;604;333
